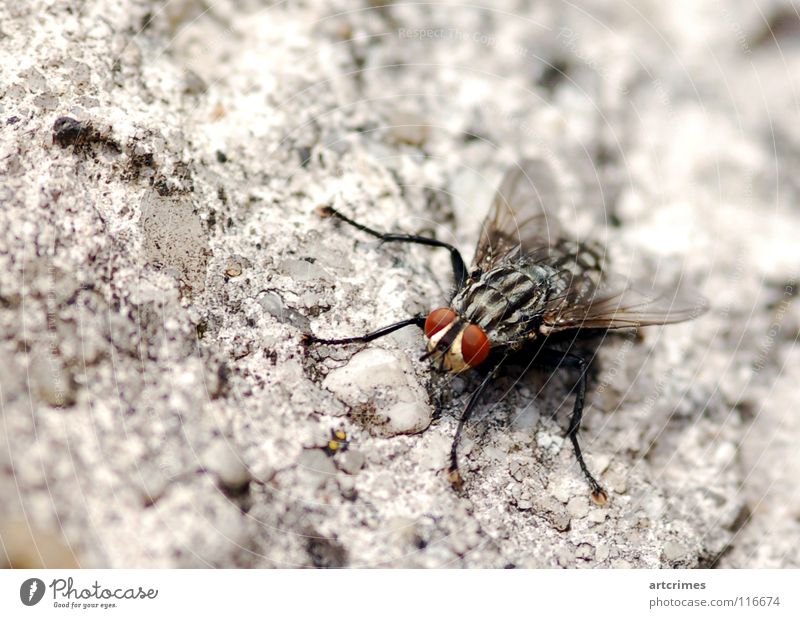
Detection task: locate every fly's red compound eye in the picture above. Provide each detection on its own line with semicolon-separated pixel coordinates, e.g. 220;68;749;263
461;324;490;367
424;307;457;339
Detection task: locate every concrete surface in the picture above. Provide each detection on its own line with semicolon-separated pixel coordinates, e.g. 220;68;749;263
1;0;798;567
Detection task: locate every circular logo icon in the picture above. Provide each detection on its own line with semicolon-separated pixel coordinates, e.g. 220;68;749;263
20;578;46;606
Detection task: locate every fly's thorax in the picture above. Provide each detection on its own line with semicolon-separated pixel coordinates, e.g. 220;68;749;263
423;307;491;372
450;262;557;345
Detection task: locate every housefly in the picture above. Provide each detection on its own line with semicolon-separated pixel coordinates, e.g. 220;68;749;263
303;159;707;505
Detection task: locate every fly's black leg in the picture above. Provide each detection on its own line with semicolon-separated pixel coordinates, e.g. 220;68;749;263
535;348;608;505
303;315;426;346
448;357;507;490
317;205;467;289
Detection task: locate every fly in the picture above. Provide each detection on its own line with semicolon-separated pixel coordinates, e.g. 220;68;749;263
303;159;707;505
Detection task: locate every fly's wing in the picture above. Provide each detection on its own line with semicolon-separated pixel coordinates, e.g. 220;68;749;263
477;160;708;333
472;158;566;273
540;276;709;333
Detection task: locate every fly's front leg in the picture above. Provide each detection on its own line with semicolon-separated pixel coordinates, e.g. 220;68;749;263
316;205;467;289
535;348;608;505
303;315;426;346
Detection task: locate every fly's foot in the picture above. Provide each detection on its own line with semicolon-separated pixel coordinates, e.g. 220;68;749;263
590;486;609;506
581;465;609;506
447;466;464;491
314;204;334;218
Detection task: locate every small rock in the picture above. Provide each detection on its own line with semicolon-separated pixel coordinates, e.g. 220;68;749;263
0;355;24;405
714;441;737;466
606;469;628;494
279;258;328;282
257;291;285;318
549;478;574;504
322;348;432;436
567;496;589;519
515;498;533;511
386;110;430;146
536;430;563;454
224;258;243;278
386;516;418;547
258;291;309;329
662;541;687;562
418;431;450;470
588;509;608;524
28;350;76;407
137;472;169;506
384;401;430;435
298;448;337;479
483;445;507;463
53;116;87;147
556;545;576;567
33;93;58;110
140;192;210;293
323;348;416;390
203;440;252;490
508;459;530;482
366;473;398;504
576;542;595;561
338;476;358;500
24;67;48;91
183;69;207;95
590;453;611;474
511;483;533;510
337;449;365;475
539;499;571;532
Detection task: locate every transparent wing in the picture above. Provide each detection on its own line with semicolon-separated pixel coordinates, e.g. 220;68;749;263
540;278;709;333
477;160;709;333
472;158;565;272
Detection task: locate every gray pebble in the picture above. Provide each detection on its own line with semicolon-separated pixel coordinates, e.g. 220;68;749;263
224;257;243;278
337;449;365;475
576;542;595;561
662;541;687;562
567;496;589;519
203;440;252;489
279;258;329;282
386;111;430;146
297;448;337;479
28;351;75;408
322;348;432;436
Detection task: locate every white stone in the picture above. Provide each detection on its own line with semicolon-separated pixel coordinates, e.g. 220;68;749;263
323;348;432;436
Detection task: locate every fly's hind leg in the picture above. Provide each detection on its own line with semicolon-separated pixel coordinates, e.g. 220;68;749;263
536;348;608;505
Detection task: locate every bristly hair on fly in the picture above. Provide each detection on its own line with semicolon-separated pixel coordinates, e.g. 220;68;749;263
303;158;708;506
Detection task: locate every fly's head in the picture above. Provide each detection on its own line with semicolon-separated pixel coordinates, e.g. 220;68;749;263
422;307;490;373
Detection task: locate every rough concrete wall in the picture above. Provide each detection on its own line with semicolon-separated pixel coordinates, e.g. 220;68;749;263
1;0;798;567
